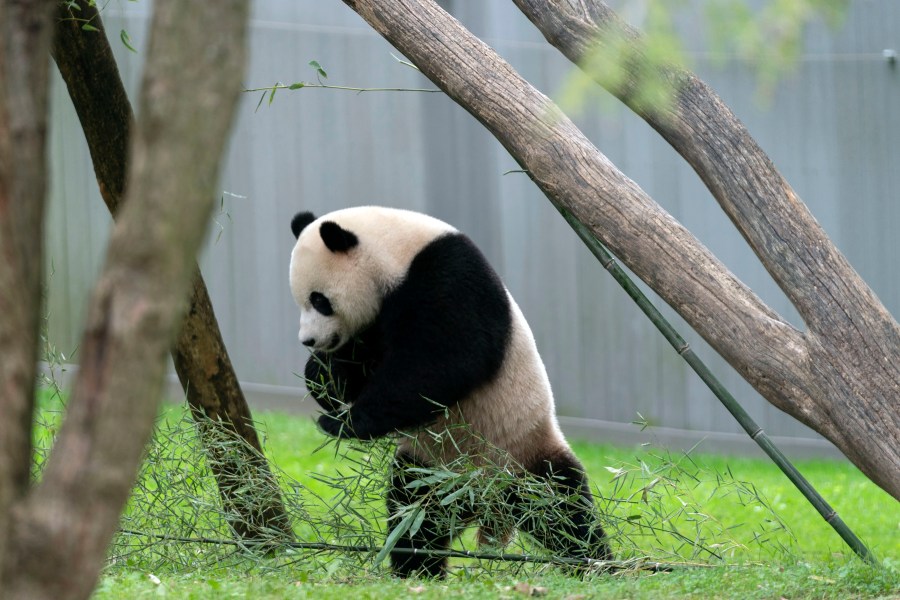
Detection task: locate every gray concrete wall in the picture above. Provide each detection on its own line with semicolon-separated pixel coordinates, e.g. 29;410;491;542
45;1;899;457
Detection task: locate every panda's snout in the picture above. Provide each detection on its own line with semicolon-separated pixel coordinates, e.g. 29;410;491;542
299;330;342;352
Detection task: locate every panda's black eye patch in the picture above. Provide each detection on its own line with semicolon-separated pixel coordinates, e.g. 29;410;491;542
309;292;334;316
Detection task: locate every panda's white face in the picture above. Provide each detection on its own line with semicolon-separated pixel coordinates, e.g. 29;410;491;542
290;206;458;353
296;290;342;351
289;220;381;353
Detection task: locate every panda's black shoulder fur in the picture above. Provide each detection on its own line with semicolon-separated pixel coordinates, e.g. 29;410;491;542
379;231;513;391
317;231;513;439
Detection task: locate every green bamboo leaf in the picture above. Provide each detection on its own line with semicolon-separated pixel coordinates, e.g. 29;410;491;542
309;59;328;79
439;486;468;506
374;508;418;567
404;471;453;489
81;22;99;32
120;29;137;53
408;508;426;538
604;466;627;479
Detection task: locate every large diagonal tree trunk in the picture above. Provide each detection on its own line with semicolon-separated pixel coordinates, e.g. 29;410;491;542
510;0;900;497
340;0;900;501
50;0;292;544
2;0;250;597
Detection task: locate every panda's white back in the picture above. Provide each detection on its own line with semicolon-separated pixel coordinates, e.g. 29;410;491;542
397;292;570;471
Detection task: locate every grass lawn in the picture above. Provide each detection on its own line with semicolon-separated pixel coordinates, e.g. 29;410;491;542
80;405;898;598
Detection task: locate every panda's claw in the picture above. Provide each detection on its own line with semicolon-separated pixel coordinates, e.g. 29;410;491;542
318;409;379;440
318;411;348;438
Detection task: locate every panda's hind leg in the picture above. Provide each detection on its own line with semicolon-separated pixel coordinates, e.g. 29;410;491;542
387;451;471;578
518;449;612;566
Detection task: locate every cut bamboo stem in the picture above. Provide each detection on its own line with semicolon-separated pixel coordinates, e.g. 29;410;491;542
558;208;878;566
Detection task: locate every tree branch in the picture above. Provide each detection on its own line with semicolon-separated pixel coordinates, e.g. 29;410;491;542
512;0;898;343
510;0;900;499
341;0;812;424
4;0;250;597
339;0;900;500
49;1;131;214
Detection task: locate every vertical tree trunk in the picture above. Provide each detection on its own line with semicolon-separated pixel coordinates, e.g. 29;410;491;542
0;0;56;592
51;0;293;543
3;1;251;597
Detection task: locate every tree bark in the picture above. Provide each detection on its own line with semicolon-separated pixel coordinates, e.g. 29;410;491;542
3;1;250;597
0;0;56;591
50;0;293;543
510;0;900;480
341;0;900;501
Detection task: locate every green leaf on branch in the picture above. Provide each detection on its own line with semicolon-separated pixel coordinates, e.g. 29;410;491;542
120;29;137;53
309;60;328;79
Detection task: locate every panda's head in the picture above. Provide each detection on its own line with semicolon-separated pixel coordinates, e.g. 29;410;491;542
289;211;382;353
290;206;457;353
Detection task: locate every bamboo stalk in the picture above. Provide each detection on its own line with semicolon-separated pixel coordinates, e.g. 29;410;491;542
557;208;878;566
116;528;682;571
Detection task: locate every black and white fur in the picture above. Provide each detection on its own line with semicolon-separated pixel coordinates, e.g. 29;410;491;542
290;206;611;576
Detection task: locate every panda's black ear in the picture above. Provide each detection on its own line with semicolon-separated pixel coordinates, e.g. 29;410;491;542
319;221;359;253
291;212;316;239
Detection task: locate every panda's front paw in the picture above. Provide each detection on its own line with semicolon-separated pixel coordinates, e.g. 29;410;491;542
305;354;342;412
318;411;350;438
317;410;375;440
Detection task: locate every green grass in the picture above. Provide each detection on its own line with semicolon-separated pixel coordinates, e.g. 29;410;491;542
39;400;894;599
94;561;898;599
259;410;899;563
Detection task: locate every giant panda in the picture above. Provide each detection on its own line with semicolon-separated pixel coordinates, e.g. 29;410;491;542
289;206;611;577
